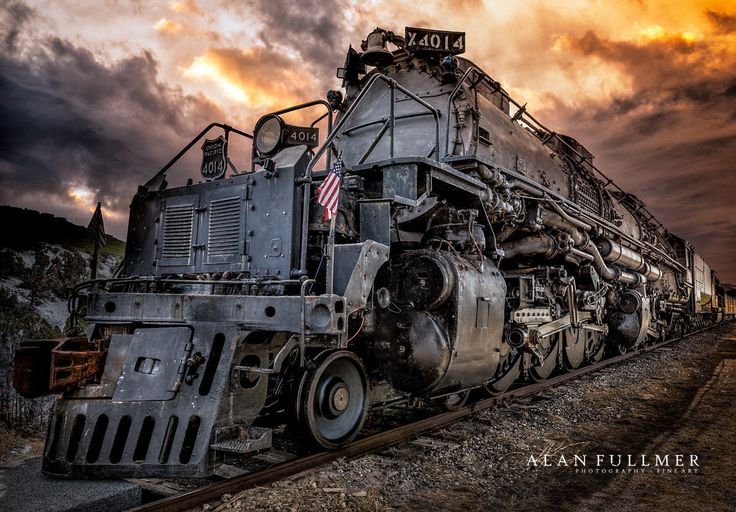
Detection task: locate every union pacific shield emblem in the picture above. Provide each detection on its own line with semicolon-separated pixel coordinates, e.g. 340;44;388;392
200;136;227;180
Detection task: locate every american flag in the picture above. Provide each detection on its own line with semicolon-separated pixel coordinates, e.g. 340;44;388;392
87;202;107;248
317;157;344;220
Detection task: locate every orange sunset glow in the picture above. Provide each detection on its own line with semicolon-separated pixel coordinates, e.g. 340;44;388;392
0;0;734;280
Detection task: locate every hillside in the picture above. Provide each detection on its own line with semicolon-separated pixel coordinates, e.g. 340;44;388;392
0;205;125;260
0;206;125;436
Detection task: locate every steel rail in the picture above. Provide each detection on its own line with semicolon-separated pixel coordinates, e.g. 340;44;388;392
128;324;720;512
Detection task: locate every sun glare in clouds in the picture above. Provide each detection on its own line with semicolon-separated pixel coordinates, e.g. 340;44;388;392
638;23;703;44
184;56;249;103
153;18;183;34
67;185;96;212
170;0;204;17
66;184;126;221
182;47;316;112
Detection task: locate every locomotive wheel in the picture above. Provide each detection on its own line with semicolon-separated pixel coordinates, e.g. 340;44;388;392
441;390;470;411
584;330;605;363
528;335;560;382
562;327;586;370
300;350;368;449
483;352;522;395
287;368;309;430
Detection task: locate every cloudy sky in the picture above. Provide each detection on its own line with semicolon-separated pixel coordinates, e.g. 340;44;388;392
0;0;734;281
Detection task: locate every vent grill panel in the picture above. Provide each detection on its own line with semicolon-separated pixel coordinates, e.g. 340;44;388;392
208;197;241;256
162;205;194;259
574;178;600;216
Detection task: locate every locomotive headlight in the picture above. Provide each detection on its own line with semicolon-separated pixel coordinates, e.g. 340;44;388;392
254;114;284;155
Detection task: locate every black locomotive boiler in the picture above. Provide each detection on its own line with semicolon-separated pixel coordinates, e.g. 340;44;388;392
13;26;732;478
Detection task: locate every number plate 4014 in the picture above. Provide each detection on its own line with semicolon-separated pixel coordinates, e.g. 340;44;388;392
282;125;319;148
405;27;465;55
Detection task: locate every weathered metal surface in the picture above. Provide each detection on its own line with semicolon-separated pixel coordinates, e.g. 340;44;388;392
374;250;505;394
210;426;272;455
13;338;106;398
87;293;346;335
124;145;309;277
112;327;193;402
359;200;391;246
41;323;272;478
333;240;389;314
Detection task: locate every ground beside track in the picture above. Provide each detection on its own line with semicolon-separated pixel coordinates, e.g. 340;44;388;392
198;323;736;512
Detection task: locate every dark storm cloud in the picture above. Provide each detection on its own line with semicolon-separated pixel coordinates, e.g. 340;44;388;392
0;8;224;235
240;0;357;81
705;9;736;34
570;31;716;93
1;0;34;54
538;28;736;281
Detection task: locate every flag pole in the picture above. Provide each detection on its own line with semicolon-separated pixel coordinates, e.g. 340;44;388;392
318;150;342;296
91;238;99;280
326;214;336;295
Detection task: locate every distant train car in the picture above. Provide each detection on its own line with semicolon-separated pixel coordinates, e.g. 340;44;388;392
720;285;736;319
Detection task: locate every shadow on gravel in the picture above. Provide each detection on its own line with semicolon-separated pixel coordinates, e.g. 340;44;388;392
498;325;736;512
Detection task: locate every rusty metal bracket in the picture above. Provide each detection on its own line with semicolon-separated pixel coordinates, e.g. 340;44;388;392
13;337;106;398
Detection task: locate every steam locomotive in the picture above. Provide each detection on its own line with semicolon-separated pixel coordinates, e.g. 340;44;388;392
13;26;734;478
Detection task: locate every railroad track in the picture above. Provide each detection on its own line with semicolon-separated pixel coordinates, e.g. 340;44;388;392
129;325;716;512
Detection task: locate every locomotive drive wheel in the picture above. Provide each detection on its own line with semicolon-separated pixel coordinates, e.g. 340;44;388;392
483;351;522;395
299;350;368;449
562;327;586;370
528;335;560;382
585;330;605;363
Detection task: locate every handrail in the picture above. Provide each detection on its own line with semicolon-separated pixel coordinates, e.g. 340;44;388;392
341;111;434;137
250;99;334;172
445;67;485;159
144;123;252;188
296;73;442;276
302;73;441;178
444;66;670;236
447;152;686;273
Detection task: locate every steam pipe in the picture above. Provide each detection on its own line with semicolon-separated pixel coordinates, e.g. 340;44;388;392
665;295;688;304
616;269;647;287
546;197;592;231
534;207;648;287
507;179;544;197
505;170;686;274
582;240;646;286
597;239;662;282
501;234;558;260
570;248;594;261
597;238;644;269
503;199;649;287
538;209;588;246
